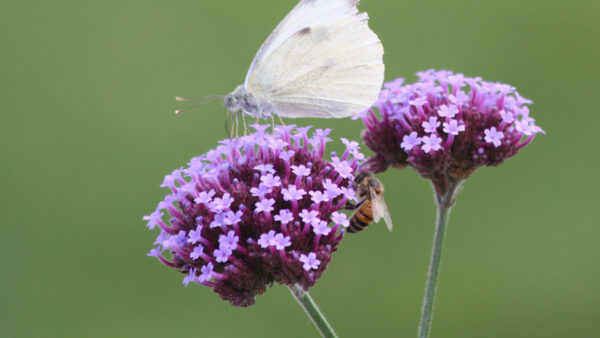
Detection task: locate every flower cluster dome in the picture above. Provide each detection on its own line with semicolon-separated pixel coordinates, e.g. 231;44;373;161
144;125;362;306
357;70;544;194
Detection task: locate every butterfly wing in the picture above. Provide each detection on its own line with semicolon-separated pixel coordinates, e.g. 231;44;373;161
370;186;393;232
247;17;384;118
244;0;364;88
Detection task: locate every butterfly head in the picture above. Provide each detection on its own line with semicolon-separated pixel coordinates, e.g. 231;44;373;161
223;85;245;113
224;85;273;119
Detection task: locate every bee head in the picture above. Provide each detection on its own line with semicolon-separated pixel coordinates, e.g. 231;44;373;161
354;171;372;185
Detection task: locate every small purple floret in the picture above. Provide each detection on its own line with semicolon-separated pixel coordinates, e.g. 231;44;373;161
272;233;292;250
312;220;332;236
274;209;294;224
331;212;349;228
258;230;276;249
299;252;321;271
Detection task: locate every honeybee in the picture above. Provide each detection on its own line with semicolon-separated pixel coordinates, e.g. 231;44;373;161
348;171;393;233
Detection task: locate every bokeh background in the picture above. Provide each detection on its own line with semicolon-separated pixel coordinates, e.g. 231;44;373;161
1;0;598;337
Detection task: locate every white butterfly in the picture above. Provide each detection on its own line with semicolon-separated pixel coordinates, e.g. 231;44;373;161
223;0;385;119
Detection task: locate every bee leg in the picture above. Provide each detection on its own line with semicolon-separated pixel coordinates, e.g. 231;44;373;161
346;199;366;210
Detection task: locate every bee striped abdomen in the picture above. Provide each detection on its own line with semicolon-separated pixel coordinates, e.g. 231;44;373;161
348;201;373;233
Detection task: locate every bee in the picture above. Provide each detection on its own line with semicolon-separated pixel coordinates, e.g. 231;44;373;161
348;171;393;233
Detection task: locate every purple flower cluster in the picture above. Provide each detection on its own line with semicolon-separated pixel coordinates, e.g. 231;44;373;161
356;70;544;194
144;125;362;306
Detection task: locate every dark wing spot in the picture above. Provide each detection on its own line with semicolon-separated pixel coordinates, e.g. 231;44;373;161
298;27;311;35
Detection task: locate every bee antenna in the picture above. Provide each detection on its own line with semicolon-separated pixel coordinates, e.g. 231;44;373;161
355;162;372;173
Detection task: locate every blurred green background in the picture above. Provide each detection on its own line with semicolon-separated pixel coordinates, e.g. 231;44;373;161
1;0;598;337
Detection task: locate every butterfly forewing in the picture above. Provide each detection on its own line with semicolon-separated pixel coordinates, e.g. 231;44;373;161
244;0;363;88
247;17;384;118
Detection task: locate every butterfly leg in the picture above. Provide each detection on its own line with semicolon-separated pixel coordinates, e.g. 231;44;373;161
235;114;240;138
241;112;248;136
277;115;286;127
224;110;232;138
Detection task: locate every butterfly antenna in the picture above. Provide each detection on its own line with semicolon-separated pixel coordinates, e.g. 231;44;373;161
175;95;223;102
174;103;207;115
174;95;224;114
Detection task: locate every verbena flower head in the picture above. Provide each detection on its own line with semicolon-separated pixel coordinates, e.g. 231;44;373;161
357;70;544;195
144;125;362;307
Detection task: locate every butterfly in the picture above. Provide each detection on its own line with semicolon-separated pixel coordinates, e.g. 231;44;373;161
223;0;385;119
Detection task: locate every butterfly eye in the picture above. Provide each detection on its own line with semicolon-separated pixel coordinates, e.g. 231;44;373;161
223;94;240;112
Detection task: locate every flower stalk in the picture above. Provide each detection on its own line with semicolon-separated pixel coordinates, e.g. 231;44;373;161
289;284;338;338
418;180;462;338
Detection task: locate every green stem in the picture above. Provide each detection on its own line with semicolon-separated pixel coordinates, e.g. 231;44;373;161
418;181;461;338
289;284;338;338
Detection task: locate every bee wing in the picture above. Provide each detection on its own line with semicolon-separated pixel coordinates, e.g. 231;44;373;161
370;186;393;232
